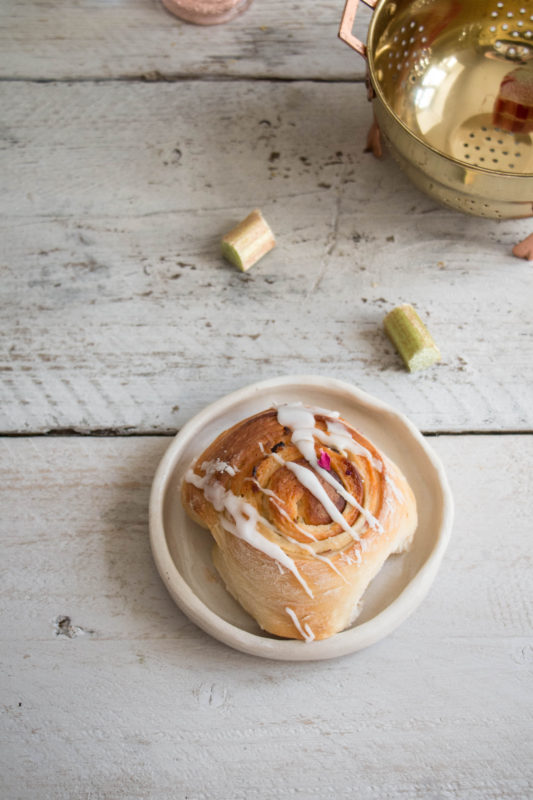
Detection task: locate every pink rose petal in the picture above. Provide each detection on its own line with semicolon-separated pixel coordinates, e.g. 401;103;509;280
317;450;331;470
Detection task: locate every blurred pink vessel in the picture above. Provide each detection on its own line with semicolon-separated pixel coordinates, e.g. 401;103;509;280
162;0;253;25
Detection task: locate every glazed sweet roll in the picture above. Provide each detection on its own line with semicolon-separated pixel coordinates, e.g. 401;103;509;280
181;404;417;641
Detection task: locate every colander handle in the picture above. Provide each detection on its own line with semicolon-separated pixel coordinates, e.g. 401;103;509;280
338;0;377;58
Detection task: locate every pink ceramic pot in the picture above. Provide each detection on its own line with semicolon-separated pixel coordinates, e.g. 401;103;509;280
162;0;253;25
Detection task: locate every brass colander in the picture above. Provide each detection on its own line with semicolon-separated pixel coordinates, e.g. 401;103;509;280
339;0;533;218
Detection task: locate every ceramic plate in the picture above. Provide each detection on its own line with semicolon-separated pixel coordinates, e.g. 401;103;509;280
149;375;453;661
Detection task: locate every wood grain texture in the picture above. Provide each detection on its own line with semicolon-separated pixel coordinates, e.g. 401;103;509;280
1;435;532;799
0;0;371;81
1;80;532;435
2;4;531;798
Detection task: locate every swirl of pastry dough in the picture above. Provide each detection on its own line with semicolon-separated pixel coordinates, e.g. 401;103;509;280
181;404;417;641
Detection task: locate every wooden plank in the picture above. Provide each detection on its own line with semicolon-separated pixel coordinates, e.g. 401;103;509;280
1;435;532;799
0;0;371;81
1;80;531;434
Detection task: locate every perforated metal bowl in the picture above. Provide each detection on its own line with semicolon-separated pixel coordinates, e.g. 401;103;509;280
339;0;533;218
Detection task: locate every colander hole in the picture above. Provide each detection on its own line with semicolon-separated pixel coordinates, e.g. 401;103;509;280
421;36;427;43
509;163;515;167
515;152;521;157
403;50;409;56
519;7;525;13
512;30;519;36
498;139;503;144
503;150;509;154
480;157;485;162
410;21;416;28
517;20;523;26
475;146;480;150
419;25;424;31
497;2;503;7
491;11;498;17
490;148;495;152
401;39;407;46
508;47;516;54
400;26;406;32
464;142;469;147
507;11;514;17
502;23;509;30
481;126;487;131
490;25;496;31
409;37;415;43
485;136;492;141
493;158;498;163
465;154;470;159
525;31;532;38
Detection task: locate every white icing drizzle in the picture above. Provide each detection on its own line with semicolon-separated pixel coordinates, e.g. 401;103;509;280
277;404;320;463
275;400;340;420
285;461;359;538
385;472;404;502
276;403;382;534
323;420;383;473
185;464;314;599
246;477;348;583
285;606;315;643
284;534;349;583
247;478;318;542
383;494;395;514
314;466;381;535
211;458;238;477
277;403;381;472
270;445;362;538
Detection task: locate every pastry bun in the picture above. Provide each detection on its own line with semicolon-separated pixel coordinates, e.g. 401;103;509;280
181;403;417;641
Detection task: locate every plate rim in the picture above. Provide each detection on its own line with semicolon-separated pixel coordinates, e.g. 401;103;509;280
149;374;454;661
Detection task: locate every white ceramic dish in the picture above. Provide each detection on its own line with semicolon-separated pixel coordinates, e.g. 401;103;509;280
149;375;454;661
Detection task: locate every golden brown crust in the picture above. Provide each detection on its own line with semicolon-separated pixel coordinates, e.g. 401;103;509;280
181;406;417;641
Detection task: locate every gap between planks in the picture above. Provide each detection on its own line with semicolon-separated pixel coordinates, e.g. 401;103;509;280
1;429;532;438
0;74;368;85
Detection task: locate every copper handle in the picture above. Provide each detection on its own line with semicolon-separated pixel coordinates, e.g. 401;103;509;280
338;0;378;58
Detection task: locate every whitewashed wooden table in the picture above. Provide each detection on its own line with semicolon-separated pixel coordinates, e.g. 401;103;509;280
1;2;532;799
